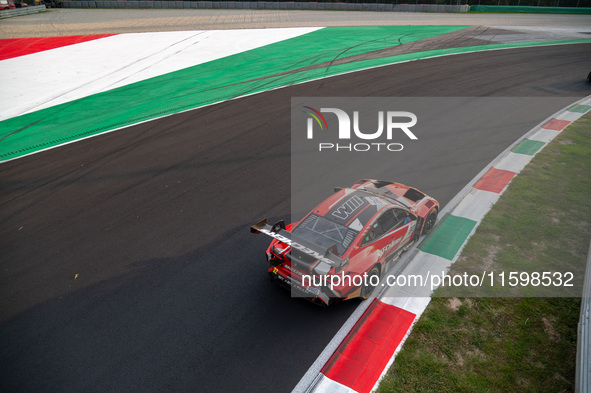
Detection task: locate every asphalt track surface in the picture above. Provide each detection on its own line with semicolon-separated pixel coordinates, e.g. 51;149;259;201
1;43;591;392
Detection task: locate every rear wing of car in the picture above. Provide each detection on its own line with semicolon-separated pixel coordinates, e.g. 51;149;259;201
250;219;348;271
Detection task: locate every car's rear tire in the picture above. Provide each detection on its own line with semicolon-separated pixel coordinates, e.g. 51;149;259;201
422;209;438;235
361;265;380;300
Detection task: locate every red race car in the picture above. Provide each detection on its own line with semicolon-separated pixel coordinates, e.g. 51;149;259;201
251;179;439;306
0;0;15;9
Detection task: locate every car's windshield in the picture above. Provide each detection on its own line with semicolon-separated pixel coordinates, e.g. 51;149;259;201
292;214;358;256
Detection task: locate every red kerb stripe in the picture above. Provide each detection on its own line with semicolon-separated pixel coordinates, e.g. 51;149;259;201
322;299;416;393
473;167;516;194
0;35;115;61
541;118;570;131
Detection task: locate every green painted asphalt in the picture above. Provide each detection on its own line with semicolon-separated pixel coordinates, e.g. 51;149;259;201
1;25;591;162
0;26;466;161
569;104;591;113
419;214;477;260
512;139;545;156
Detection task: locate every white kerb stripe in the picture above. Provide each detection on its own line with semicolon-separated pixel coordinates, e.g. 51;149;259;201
555;111;585;122
494;151;533;173
380;296;432;317
0;27;322;121
311;375;359;393
382;251;452;299
528;128;561;143
451;188;500;223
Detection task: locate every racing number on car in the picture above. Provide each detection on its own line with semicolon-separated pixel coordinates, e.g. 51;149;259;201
272;267;279;274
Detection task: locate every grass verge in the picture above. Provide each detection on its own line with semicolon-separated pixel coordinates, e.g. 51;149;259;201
377;111;591;392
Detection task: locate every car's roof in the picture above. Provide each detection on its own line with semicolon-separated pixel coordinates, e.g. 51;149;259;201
309;189;402;231
300;180;431;234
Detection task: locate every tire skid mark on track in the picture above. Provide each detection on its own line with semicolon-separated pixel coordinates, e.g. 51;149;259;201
1;41;591;393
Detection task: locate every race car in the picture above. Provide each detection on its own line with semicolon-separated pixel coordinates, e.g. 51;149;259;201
251;179;439;306
0;0;15;10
